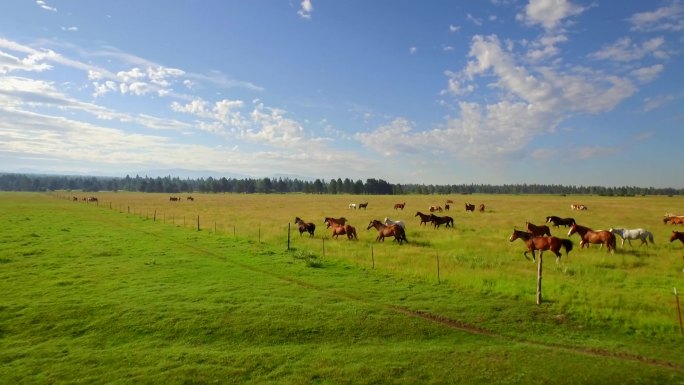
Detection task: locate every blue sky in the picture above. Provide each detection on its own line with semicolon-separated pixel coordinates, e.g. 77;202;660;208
1;0;683;187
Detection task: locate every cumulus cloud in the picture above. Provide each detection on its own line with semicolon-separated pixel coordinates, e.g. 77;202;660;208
518;0;584;31
298;0;313;19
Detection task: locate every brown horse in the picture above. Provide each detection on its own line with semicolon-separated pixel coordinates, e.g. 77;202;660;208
567;223;616;252
545;216;575;228
509;229;573;263
664;216;684;225
526;222;551;237
429;205;443;212
478;203;485;212
394;202;406;210
465;203;475;212
367;219;407;244
324;216;347;228
429;214;454;228
186;196;194;201
330;223;357;240
415;211;432;226
294;217;316;237
671;231;684;245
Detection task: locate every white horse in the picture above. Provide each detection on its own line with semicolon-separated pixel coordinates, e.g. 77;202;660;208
348;203;356;209
609;228;654;248
383;217;406;230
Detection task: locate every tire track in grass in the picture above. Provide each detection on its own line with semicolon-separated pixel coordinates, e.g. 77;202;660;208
78;201;684;373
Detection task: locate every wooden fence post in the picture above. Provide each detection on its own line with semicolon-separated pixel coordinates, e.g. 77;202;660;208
287;223;291;251
536;254;543;305
197;215;200;231
437;253;441;285
676;288;683;335
371;246;374;269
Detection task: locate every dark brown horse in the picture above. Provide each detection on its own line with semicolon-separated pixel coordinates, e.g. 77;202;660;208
671;231;684;245
394;202;406;210
429;214;454;228
294;217;316;237
358;202;368;209
367;219;407;244
567;223;616;253
526;222;551;237
186;196;194;201
545;216;575;228
465;203;475;212
324;216;347;228
478;203;485;212
330;223;357;240
509;229;573;263
415;211;432;226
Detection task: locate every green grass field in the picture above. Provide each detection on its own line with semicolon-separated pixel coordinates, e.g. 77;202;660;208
2;192;684;384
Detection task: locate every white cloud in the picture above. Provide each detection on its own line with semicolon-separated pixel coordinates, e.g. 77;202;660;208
631;64;664;83
590;37;668;62
36;0;56;12
298;0;313;19
629;1;684;32
449;24;461;32
60;26;78;32
518;0;584;31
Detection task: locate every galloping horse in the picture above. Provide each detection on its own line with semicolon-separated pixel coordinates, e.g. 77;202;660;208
415;211;432;226
367;220;407;244
567;223;616;252
394;202;406;210
383;217;406;229
670;231;684;245
294;217;316;238
429;205;443;212
330;223;357;240
324;217;347;228
664;216;684;225
526;222;551;237
358;202;368;210
478;203;485;212
465;203;475;212
609;228;654;248
545;216;575;228
509;229;573;264
429;214;454;228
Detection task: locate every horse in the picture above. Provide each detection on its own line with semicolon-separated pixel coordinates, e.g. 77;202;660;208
571;204;588;210
383;217;406;230
330;223;357;240
446;199;454;204
87;196;98;202
670;231;684;245
394;202;406;210
367;220;407;244
526;222;551;237
348;203;356;209
186;196;194;201
664;216;684;225
324;217;346;228
294;217;316;238
444;204;450;211
567;223;616;253
545;216;575;228
358;202;368;210
72;196;78;201
608;228;654;248
509;229;573;264
429;214;454;228
429;205;443;212
478;203;485;212
465;203;475;212
169;196;179;202
415;211;432;226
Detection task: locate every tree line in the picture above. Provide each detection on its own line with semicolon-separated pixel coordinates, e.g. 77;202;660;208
0;173;681;196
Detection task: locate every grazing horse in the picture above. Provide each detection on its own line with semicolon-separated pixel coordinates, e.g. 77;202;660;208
72;196;78;201
367;219;407;244
383;217;406;230
415;211;432;226
465;203;475;212
609;228;654;248
446;199;454;204
526;222;551;237
478;203;485;212
330;223;357;240
186;196;194;201
429;205;443;212
294;217;316;238
546;216;575;228
324;217;347;228
567;223;616;253
169;196;179;202
670;231;684;245
429;214;454;228
358;202;368;210
571;204;588;210
348;203;357;209
87;196;98;202
664;216;684;225
509;229;573;264
394;202;406;210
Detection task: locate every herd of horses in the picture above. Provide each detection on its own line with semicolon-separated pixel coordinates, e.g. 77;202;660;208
169;196;194;201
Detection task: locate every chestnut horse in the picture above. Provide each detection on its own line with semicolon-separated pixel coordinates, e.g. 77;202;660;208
567;223;616;252
294;217;316;238
415;211;432;226
367;219;407;244
394;202;406;210
478;203;485;212
664;216;684;225
545;216;575;228
671;231;684;245
465;203;475;212
509;229;573;264
526;222;551;237
429;214;454;228
324;217;347;228
429;205;443;212
330;223;357;240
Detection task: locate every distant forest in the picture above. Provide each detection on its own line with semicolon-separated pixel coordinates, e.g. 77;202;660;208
0;173;681;196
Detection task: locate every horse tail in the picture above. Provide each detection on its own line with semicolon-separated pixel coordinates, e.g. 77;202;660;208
561;239;573;254
648;231;654;244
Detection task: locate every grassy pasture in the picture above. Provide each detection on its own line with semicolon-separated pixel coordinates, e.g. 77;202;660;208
2;192;684;384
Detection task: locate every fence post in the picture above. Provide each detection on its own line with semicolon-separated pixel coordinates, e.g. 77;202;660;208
197;215;200;231
287;223;291;251
437;253;440;284
153;210;156;222
536;254;543;305
676;288;683;335
371;246;374;269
